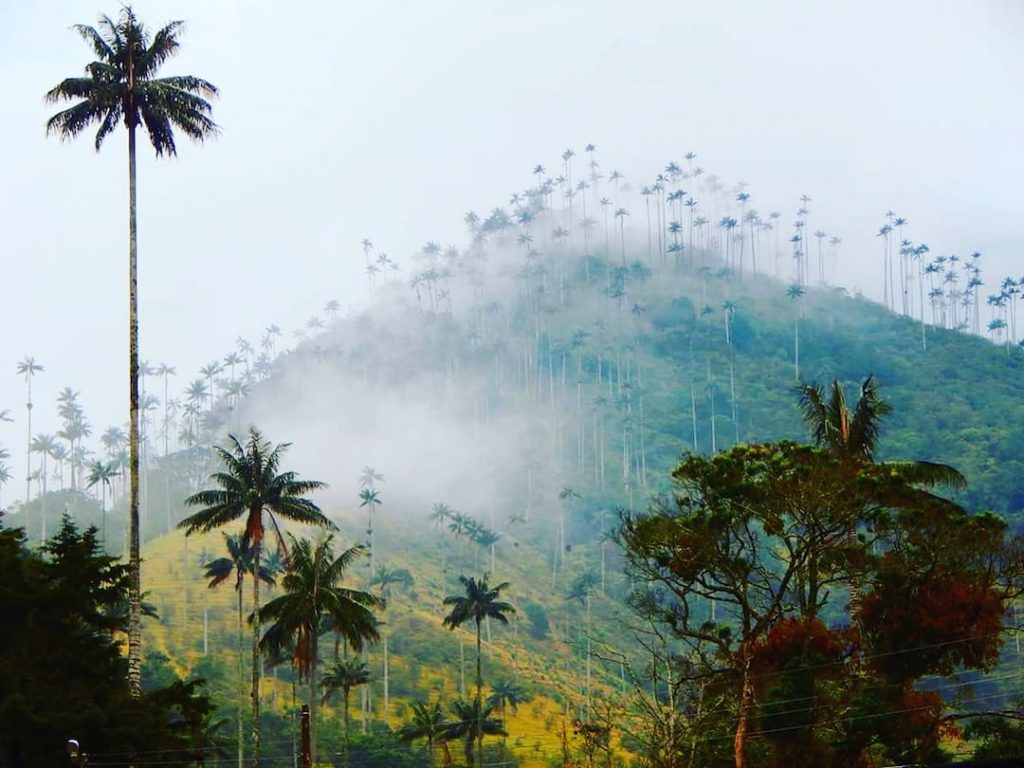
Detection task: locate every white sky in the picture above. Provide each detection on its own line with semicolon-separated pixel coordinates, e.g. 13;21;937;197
0;0;1022;480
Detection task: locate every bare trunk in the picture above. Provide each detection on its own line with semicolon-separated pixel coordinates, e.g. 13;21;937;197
127;119;143;700
238;586;245;768
476;620;484;768
383;631;389;716
309;631;319;765
252;528;263;768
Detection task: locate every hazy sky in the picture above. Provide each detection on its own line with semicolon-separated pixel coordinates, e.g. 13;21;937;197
0;0;1021;482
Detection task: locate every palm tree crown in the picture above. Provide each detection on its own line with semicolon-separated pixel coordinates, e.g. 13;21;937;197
259;534;381;678
259;533;381;764
45;8;218;153
179;428;330;546
443;575;514;632
798;376;966;487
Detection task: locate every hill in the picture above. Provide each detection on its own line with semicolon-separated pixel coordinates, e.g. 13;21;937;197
7;161;1023;765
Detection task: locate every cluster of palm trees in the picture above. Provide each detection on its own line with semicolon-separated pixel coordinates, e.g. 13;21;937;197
180;427;518;768
875;214;1023;354
430;504;502;576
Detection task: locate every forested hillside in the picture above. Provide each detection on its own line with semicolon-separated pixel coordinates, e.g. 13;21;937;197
5;149;1023;767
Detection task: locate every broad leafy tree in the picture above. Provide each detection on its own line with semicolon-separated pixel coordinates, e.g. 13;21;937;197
45;7;217;697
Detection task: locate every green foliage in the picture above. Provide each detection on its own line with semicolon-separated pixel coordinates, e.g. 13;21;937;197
0;516;220;765
620;414;1024;767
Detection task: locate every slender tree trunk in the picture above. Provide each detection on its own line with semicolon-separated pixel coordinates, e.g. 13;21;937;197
476;620;483;768
127;118;143;700
24;377;32;511
309;632;319;765
252;526;263;768
238;586;245;768
794;316;800;381
343;689;351;767
383;630;390;717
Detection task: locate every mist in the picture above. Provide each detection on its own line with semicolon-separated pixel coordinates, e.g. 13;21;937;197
1;0;1022;517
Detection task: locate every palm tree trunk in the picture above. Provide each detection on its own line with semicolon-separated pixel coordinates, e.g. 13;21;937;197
309;632;319;765
475;619;483;768
238;587;245;768
252;533;263;768
343;689;351;767
127;118;143;700
383;631;390;717
24;377;32;511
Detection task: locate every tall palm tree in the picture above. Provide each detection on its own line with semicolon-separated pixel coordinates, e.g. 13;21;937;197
786;284;804;380
443;576;515;768
370;565;413;716
155;364;177;455
180;428;329;768
203;534;276;768
259;533;380;764
358;487;382;578
16;357;43;507
29;434;56;541
486;679;527;730
322;657;371;762
86;459;119;548
46;8;217;698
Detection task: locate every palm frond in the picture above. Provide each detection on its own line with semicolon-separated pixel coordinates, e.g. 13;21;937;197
883;459;968;490
71;22;114;61
136;20;185;79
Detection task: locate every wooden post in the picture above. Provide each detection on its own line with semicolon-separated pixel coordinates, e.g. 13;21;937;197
300;705;311;768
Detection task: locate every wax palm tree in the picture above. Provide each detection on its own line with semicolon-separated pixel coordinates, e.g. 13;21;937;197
786;284;804;380
86;459;119;547
614;208;629;266
200;362;222;411
429;502;453;530
204;534;276;768
16;357;43;507
370;565;413;716
441;699;506;768
154;364;177;455
797;376;967;618
398;698;446;760
322;657;371;761
798;376;967;488
443;576;514;768
259;533;380;763
46;8;217;697
358;487;381;579
180;428;329;768
486;680;526;749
